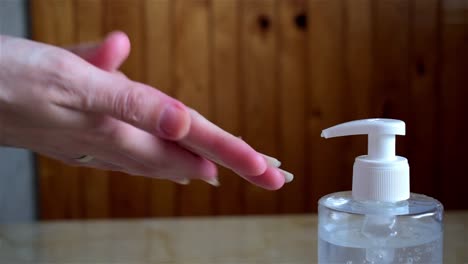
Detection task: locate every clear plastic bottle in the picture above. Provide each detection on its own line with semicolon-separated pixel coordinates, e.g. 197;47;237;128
318;192;443;264
317;119;443;264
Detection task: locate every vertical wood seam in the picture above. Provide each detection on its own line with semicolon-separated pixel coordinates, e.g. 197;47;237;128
339;0;348;190
370;0;377;115
208;0;218;216
341;0;349;121
304;0;310;213
408;0;414;175
171;0;182;217
274;0;280;214
141;2;148;215
72;0;85;219
298;2;310;213
406;0;412;110
138;0;150;217
168;0;176;217
434;0;443;200
238;0;246;215
102;0;109;220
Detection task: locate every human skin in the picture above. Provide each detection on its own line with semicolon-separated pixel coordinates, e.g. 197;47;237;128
0;31;291;190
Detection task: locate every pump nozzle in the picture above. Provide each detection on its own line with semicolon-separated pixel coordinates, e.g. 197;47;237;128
322;119;410;202
321;119;405;161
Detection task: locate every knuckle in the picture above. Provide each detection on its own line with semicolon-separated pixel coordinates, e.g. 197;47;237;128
40;50;87;106
114;87;146;124
46;50;75;72
43;52;81;89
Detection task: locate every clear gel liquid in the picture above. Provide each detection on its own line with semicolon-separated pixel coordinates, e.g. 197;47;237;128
318;192;443;264
319;225;442;264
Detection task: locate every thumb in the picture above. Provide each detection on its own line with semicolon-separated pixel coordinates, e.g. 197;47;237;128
67;31;130;72
84;71;191;140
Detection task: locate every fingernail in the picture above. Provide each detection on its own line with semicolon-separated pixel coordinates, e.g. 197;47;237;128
203;178;220;187
279;169;294;183
261;153;281;167
158;104;189;140
172;178;190;185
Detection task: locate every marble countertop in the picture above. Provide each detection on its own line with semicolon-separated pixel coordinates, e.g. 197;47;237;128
0;212;466;263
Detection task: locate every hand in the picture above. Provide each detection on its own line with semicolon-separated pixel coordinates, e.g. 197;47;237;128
0;32;293;190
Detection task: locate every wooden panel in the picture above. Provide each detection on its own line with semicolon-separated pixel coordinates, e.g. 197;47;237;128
31;0;468;218
212;0;243;215
104;0;148;218
342;0;373;176
241;0;278;214
408;0;439;197
31;0;83;219
39;156;82;219
372;0;411;152
31;0;75;45
173;0;213;216
344;0;373;119
307;0;346;211
277;0;307;213
440;0;468;209
75;0;110;219
30;0;55;42
144;0;177;217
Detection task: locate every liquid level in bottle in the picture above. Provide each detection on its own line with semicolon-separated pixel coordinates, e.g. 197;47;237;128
318;226;442;264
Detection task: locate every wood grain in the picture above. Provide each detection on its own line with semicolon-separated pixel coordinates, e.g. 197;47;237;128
2;213;468;263
277;0;307;214
307;0;346;211
173;0;214;216
342;0;373;178
241;0;279;214
144;0;177;217
32;0;83;219
31;0;468;218
212;0;243;215
408;0;440;197
75;0;110;219
30;0;53;42
440;0;468;209
104;0;148;218
372;0;411;153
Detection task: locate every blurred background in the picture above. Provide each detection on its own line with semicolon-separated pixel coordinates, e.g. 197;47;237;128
0;0;466;221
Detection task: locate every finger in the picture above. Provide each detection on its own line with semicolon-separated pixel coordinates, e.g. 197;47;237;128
67;31;130;71
178;109;267;177
242;167;286;191
116;121;217;181
106;122;218;183
83;72;191;141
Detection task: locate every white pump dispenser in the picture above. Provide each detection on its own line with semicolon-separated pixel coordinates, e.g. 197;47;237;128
317;118;444;264
321;118;409;202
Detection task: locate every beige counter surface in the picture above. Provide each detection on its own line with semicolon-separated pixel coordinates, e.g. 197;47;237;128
0;212;466;263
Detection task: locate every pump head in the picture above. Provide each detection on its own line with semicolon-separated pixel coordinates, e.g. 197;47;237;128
322;119;410;202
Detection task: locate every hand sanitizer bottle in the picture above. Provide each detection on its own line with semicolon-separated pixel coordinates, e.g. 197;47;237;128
318;119;443;264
